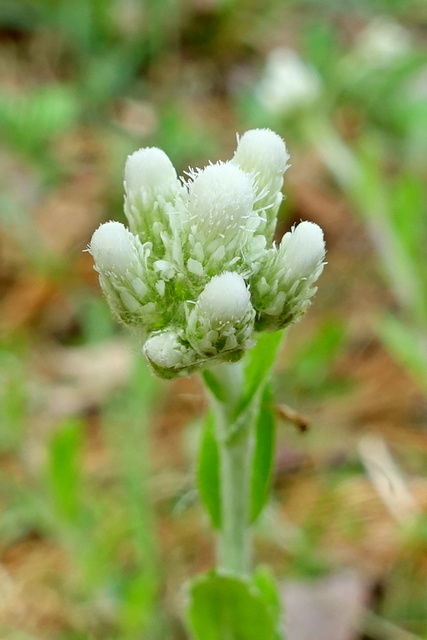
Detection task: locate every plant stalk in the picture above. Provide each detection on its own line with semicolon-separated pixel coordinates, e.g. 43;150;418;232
208;361;255;576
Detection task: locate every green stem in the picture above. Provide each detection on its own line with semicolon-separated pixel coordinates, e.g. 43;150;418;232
208;361;255;576
217;429;253;574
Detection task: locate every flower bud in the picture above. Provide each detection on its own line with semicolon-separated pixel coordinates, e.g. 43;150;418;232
89;221;156;327
188;162;256;239
281;221;325;280
185;162;260;274
143;330;198;378
197;272;252;324
187;272;255;357
234;129;289;180
232;128;290;240
124;147;177;197
90;221;138;277
124;147;185;251
251;221;325;331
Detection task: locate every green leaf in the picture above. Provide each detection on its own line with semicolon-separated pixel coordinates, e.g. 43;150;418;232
197;411;221;528
253;567;282;637
47;419;83;523
186;572;277;640
238;331;284;418
250;384;276;522
202;369;228;403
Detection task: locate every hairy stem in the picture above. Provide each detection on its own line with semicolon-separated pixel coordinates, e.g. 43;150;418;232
208;361;255;575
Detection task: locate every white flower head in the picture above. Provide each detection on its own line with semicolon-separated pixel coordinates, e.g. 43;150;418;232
187;273;255;357
124;147;177;197
251;221;325;331
234;129;290;180
233;128;290;240
124;147;185;251
89;129;326;378
183;162;262;277
89;221;155;326
143;330;198;378
281;221;325;280
90;221;138;277
197;272;252;324
189;163;255;234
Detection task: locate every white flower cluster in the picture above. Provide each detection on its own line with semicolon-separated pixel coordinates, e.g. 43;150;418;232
89;129;326;378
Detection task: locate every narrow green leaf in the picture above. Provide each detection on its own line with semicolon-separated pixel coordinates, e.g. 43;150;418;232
253;567;283;638
186;572;276;640
202;369;228;403
47;419;83;523
250;384;276;523
197;411;221;528
238;331;284;418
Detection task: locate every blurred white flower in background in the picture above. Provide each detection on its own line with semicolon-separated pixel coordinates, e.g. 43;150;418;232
255;48;321;116
353;17;413;67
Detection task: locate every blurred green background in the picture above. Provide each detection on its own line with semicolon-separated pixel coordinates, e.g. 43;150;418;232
1;0;427;638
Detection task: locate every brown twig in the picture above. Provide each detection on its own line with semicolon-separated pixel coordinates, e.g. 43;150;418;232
276;404;310;433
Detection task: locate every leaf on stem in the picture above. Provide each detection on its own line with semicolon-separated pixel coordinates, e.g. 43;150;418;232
197;410;221;528
237;330;284;418
186;571;277;640
250;383;276;522
202;369;229;403
253;567;283;638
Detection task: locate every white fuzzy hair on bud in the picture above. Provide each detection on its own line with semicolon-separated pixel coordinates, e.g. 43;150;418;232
197;272;252;323
188;162;255;236
143;331;185;370
90;221;137;277
233;128;290;180
283;221;325;278
124;147;177;196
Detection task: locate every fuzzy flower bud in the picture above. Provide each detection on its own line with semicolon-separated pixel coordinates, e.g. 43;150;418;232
187;272;255;356
233;129;290;240
125;147;177;196
89;221;156;328
124;147;185;254
188;163;255;239
90;221;139;277
184;162;260;276
282;221;326;279
251;221;326;331
143;330;199;379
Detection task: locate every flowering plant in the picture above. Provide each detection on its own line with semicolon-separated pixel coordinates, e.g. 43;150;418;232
89;129;325;639
90;129;324;378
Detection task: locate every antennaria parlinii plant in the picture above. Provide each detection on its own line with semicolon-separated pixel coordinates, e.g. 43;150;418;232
89;128;326;638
